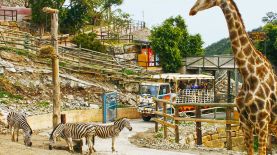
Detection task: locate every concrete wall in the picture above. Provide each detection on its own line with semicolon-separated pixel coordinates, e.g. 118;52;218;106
27;107;141;130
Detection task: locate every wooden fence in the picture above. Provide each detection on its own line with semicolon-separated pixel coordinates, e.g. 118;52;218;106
153;98;238;150
0;26;151;83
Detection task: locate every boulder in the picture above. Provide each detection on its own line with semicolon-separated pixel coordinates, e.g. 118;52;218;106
0;51;24;62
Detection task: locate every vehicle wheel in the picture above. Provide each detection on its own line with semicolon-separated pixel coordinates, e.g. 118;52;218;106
142;116;151;121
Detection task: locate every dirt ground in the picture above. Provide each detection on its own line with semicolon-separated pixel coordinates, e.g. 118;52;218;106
1;120;276;155
129;128;247;155
0;133;81;155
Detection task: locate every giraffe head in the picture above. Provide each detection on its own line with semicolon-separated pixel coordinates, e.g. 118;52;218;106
189;0;223;16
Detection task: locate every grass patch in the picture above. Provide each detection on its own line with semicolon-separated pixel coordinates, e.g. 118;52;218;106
0;91;23;100
37;101;50;107
0;46;35;58
59;61;67;67
122;68;135;75
117;104;132;108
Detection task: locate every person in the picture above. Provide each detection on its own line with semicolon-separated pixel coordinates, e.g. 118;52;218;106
178;81;185;90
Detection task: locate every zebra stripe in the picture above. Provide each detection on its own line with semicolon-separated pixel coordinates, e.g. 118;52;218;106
95;118;132;138
92;118;132;152
7;111;32;146
49;123;96;152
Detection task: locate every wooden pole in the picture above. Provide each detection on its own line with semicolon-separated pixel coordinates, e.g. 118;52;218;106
227;71;231;103
226;71;232;150
163;102;168;139
226;107;232;150
196;106;202;146
155;101;159;132
174;107;179;143
42;7;61;128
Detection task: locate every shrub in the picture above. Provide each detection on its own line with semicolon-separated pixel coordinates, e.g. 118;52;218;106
72;32;106;52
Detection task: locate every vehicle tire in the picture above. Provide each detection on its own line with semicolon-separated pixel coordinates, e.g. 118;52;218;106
142;116;151;121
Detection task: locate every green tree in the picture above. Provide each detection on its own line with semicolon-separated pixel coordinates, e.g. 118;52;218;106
150;16;204;72
59;0;94;34
29;0;65;36
72;32;106;52
262;12;277;24
256;23;277;67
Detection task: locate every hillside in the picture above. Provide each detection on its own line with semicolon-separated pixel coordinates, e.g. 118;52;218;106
205;38;231;56
205;27;262;56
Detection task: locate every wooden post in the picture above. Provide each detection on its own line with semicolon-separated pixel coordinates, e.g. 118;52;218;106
163;102;168;139
42;7;60;128
155;101;158;132
267;135;273;155
196;106;202;146
226;107;232;150
174;106;179;143
226;70;232;150
61;114;66;124
227;70;231;103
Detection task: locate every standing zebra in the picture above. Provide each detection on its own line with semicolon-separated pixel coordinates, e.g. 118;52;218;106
7;112;32;146
92;118;132;152
49;123;96;154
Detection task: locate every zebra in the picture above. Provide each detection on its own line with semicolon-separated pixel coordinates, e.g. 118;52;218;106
92;117;132;152
7;111;32;146
49;123;97;154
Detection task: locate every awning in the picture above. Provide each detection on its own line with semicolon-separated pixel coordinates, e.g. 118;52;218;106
151;73;214;80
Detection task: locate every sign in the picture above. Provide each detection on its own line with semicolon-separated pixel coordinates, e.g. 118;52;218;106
249;32;267;41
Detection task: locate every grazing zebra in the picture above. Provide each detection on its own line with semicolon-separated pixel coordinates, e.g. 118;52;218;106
49;123;96;153
92;118;132;152
7;112;32;146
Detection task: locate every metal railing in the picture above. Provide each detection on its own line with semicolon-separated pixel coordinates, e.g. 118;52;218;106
0;9;17;21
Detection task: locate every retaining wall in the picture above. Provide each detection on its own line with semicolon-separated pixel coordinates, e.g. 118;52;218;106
202;126;245;151
27;107;141;130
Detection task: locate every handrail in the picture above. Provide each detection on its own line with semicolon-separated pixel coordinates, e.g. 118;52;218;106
153;98;237;107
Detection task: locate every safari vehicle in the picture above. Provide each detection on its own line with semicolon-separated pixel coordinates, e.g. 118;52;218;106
137;82;176;121
137;73;215;121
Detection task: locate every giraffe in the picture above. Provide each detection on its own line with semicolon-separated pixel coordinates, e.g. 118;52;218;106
189;0;277;154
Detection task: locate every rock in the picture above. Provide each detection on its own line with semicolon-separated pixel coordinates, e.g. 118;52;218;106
0;67;4;74
0;51;24;62
0;58;16;72
66;95;74;100
76;97;84;102
124;83;139;93
80;102;89;107
89;104;99;109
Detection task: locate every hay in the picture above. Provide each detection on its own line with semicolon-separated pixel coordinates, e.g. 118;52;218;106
39;45;56;58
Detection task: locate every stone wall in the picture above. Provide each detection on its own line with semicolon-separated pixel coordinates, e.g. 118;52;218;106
202;126;245;151
27;107;141;130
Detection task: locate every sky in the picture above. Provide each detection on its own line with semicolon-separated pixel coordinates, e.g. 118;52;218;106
116;0;277;47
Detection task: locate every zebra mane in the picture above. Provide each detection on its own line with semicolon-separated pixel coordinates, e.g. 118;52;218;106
114;117;129;131
114;117;127;123
49;123;64;139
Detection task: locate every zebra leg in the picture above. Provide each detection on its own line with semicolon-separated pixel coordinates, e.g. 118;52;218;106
65;138;73;152
81;137;88;155
112;136;115;152
16;128;19;142
68;137;74;152
11;126;15;142
87;136;96;153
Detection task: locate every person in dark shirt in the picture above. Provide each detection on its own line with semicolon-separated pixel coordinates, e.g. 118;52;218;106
178;81;185;90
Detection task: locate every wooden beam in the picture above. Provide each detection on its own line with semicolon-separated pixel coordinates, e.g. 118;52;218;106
153;118;176;129
153;111;174;119
174;117;239;124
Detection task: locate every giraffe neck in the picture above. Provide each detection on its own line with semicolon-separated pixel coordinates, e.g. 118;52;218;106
219;0;272;81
